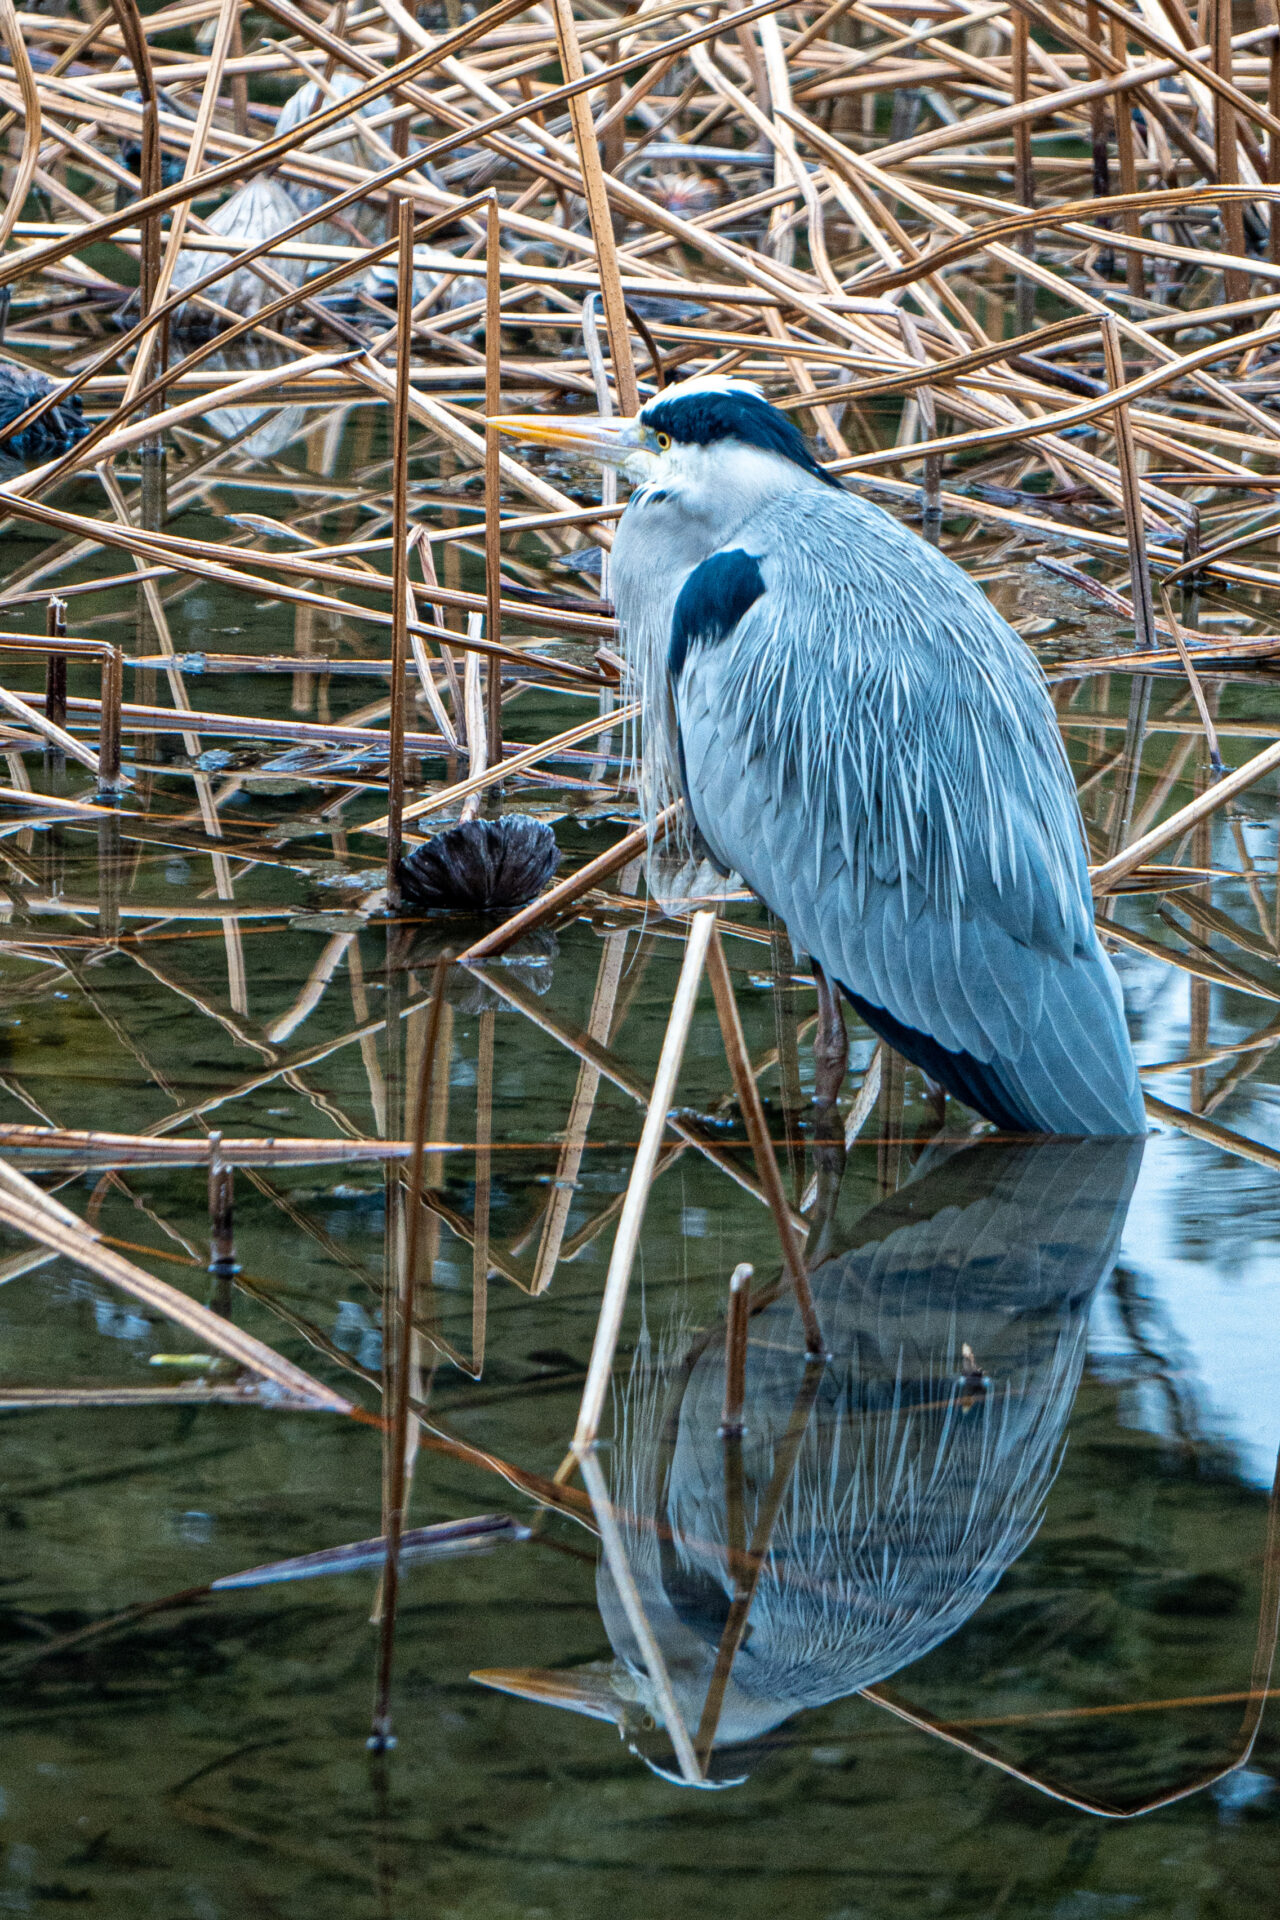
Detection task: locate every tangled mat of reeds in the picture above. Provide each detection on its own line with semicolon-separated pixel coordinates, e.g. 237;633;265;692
4;0;1280;1779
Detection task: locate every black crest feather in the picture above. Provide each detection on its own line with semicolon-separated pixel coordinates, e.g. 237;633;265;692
642;388;838;486
398;816;560;914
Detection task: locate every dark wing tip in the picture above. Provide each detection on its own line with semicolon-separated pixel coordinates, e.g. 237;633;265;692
839;983;1040;1135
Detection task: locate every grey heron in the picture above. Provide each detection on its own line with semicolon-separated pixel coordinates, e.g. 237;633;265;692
473;1134;1144;1784
497;378;1146;1137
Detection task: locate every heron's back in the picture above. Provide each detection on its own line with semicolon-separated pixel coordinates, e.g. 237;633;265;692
645;485;1145;1135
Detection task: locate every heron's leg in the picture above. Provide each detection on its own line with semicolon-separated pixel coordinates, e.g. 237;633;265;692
810;960;848;1130
805;1139;846;1266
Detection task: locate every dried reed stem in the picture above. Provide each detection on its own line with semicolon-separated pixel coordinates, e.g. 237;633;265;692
384;197;414;909
485;194;504;767
719;1263;753;1437
706;930;824;1358
1101;316;1157;652
572;909;714;1452
371;959;448;1751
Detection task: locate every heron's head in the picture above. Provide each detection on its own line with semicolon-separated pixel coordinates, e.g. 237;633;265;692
492;376;838;506
470;1659;763;1788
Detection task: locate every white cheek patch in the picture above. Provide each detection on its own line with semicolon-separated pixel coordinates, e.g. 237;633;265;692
647;439;816;507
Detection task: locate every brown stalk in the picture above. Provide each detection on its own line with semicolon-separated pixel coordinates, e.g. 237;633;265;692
385;197;414;910
1210;0;1248;301
207;1137;237;1277
105;0;161;332
695;1359;826;1766
1086;0;1111;200
128;0;242;404
1158;586;1224;776
97;648;124;793
1012;7;1036;332
719;1263;753;1438
549;0;638;415
43;598;67;745
485;194;505;767
706;930;824;1359
370;960;448;1751
0;0;41;254
1106;7;1145;299
1101;315;1158;651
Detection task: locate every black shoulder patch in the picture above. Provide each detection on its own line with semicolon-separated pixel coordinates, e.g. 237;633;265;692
669;549;765;679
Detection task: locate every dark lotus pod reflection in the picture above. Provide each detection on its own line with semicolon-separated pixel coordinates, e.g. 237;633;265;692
388;921;558;1015
476;1135;1143;1785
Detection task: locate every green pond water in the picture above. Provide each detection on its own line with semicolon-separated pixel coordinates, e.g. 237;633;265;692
0;390;1276;1918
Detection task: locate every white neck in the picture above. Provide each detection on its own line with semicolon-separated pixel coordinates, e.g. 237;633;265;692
607;440;819;863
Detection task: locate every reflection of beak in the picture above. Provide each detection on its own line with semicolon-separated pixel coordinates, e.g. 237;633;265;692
489;414;644;467
471;1663;626;1726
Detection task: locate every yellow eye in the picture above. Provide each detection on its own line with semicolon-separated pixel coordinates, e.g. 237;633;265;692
655;432;671;451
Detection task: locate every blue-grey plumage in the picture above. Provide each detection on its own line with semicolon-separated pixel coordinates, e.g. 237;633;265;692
495;378;1146;1137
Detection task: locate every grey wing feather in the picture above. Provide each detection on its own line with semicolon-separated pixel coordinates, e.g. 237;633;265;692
670;496;1144;1136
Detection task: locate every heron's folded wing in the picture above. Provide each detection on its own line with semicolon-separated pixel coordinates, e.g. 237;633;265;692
672;601;1142;1134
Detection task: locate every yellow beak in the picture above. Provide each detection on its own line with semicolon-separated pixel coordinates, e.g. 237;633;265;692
470;1663;626;1725
489;413;644;466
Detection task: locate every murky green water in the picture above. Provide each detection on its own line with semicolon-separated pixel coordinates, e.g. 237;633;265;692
0;391;1278;1916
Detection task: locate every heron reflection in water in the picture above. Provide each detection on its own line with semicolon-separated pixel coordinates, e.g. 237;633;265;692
475;1136;1143;1785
